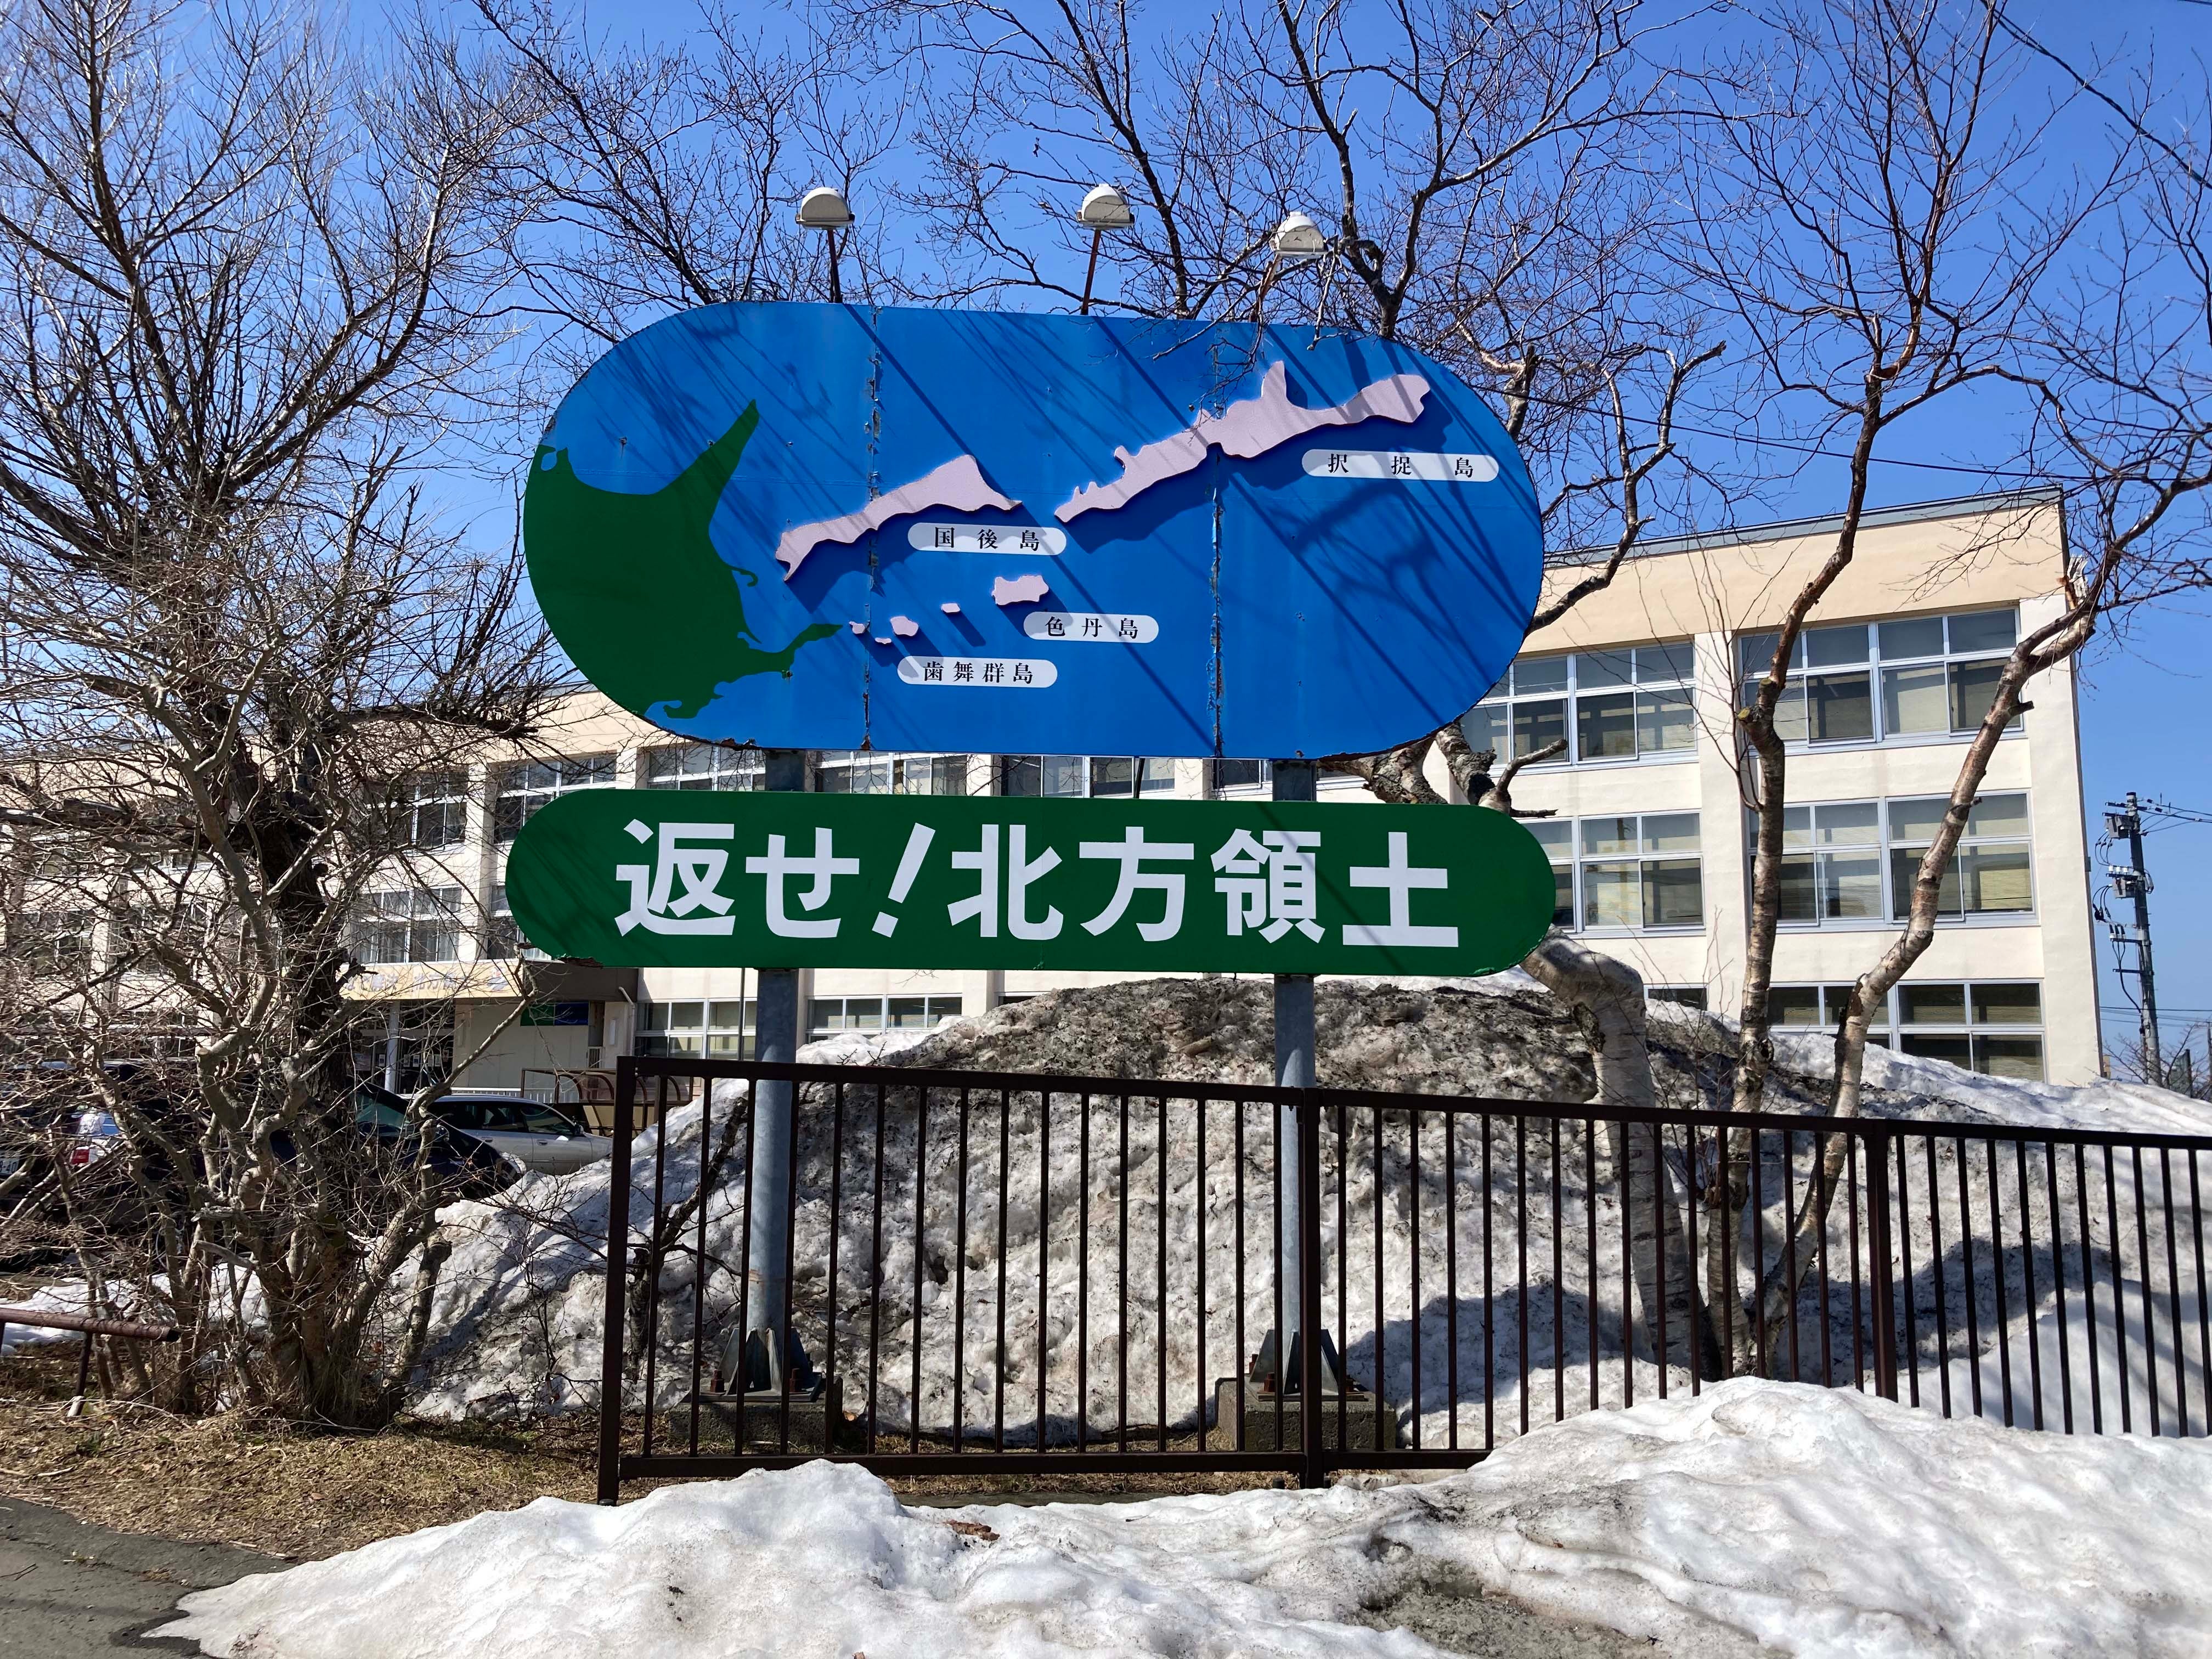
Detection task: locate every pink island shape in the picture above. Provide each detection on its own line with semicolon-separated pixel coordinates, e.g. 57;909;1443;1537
1054;361;1428;522
777;456;1019;578
993;573;1049;606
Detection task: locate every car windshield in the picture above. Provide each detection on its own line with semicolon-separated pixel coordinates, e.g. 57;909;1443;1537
353;1088;409;1131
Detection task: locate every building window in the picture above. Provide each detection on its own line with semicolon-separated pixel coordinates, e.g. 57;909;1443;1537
1768;794;2034;926
494;755;615;840
808;995;964;1037
357;888;464;964
1463;642;1696;768
816;752;969;794
644;743;762;791
1769;980;2042;1080
1526;814;1703;932
1778;801;1884;923
1737;607;2021;747
5;909;90;974
396;770;468;849
1648;985;1709;1011
484;885;546;962
1211;759;1272;792
640;999;754;1057
1887;793;2033;919
997;757;1176;797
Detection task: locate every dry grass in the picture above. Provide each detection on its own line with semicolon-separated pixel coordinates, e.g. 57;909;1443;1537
2;1348;1278;1560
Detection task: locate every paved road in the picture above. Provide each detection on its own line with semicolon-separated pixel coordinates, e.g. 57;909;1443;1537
0;1497;279;1655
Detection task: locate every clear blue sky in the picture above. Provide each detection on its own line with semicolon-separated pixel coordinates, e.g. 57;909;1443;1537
423;0;2212;1069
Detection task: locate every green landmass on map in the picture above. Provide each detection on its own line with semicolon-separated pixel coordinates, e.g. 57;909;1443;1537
524;403;839;721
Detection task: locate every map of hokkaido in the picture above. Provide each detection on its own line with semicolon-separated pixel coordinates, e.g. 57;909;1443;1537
523;305;1543;760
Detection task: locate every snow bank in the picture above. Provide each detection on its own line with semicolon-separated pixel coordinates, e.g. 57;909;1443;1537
159;1379;2212;1659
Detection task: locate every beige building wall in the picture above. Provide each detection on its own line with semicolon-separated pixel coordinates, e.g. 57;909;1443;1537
389;489;2100;1091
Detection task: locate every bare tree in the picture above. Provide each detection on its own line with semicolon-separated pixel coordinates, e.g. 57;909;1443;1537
1688;0;2093;1123
1743;39;2212;1353
0;0;560;1423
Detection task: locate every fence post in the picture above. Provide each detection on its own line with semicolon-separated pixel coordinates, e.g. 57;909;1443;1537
1297;1086;1326;1487
597;1054;640;1505
1862;1128;1899;1402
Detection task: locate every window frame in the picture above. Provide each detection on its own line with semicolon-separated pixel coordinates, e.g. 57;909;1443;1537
815;752;972;795
644;743;763;792
996;756;1176;798
493;754;616;842
357;887;466;965
1767;979;2044;1081
1529;812;1706;934
1736;607;2024;751
1764;793;2036;930
806;994;965;1038
1464;642;1699;771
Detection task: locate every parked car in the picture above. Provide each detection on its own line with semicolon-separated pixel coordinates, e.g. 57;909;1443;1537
423;1093;610;1175
351;1086;515;1198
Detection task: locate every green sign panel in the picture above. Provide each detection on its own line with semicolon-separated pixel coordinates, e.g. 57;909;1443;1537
505;791;1556;977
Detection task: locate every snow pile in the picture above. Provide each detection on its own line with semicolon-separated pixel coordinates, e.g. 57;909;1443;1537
404;977;2212;1440
159;1379;2212;1659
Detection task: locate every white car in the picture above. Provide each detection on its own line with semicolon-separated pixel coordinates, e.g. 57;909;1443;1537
427;1094;610;1175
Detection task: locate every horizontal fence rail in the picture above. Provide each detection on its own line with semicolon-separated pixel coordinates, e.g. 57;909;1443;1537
594;1057;2212;1499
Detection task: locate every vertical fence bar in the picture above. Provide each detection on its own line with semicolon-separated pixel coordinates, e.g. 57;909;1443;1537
1193;1096;1205;1454
1298;1081;1325;1487
2105;1144;2133;1436
821;1082;843;1452
1040;1090;1053;1453
1618;1115;1633;1409
1865;1128;1898;1402
1588;1119;1601;1410
2044;1138;2073;1436
2135;1146;2162;1436
776;1069;802;1454
2076;1141;2102;1436
1374;1105;1387;1449
2015;1141;2044;1431
1550;1122;1565;1423
1894;1132;1920;1408
1925;1136;1949;1418
1985;1139;2013;1427
1686;1126;1703;1397
596;1057;640;1505
1517;1115;1529;1438
691;1076;716;1455
1081;1093;1093;1454
867;1085;885;1455
1483;1116;1495;1452
1815;1133;1836;1390
1750;1126;1769;1381
910;1088;928;1455
2161;1149;2187;1437
641;1074;670;1459
2189;1149;2209;1437
1336;1099;1348;1452
1782;1130;1802;1385
1230;1097;1243;1454
1446;1110;1460;1450
996;1088;1011;1453
952;1089;970;1454
1957;1138;1982;1418
1846;1136;1863;1390
1409;1110;1423;1448
1120;1092;1132;1454
1156;1095;1169;1454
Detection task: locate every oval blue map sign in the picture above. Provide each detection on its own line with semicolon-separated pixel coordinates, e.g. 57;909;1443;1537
526;305;1542;759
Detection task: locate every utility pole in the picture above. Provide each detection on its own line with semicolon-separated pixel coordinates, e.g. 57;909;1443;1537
2104;792;2160;1079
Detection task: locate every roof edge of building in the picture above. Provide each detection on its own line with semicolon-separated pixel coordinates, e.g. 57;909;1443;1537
1562;485;2064;566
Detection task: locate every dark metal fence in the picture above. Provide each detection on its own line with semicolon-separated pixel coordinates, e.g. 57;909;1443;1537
594;1056;2212;1501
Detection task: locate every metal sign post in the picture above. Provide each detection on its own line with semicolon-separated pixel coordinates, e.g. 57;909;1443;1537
734;748;816;1398
1272;759;1314;1401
